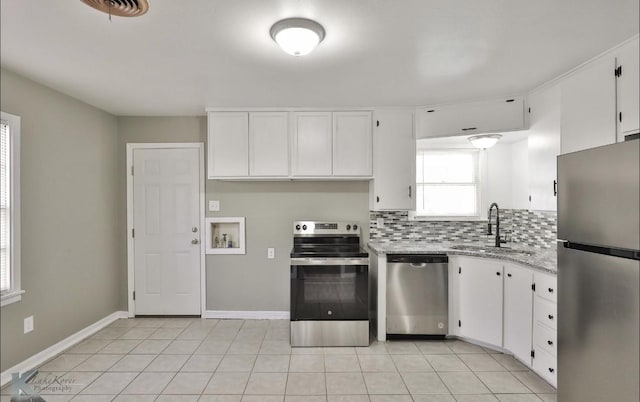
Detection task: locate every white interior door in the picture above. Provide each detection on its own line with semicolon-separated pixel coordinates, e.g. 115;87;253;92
133;147;201;315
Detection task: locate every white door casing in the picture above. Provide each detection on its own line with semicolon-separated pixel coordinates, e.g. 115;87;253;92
127;143;205;316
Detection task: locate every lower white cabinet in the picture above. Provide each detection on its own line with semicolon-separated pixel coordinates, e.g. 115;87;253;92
458;257;504;346
503;263;534;366
532;271;558;387
448;256;557;388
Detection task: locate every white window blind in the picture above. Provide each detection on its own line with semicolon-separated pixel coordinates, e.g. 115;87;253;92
1;120;10;292
416;150;480;217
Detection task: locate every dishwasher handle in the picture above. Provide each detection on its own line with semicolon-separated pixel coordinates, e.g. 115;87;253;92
387;254;449;264
409;262;428;268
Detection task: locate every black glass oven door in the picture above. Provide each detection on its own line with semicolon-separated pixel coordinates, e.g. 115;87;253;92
290;263;368;321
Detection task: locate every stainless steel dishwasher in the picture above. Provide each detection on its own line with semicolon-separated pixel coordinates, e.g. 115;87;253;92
386;254;449;336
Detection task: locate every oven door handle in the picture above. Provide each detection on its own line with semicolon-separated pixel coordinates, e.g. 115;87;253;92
290;258;369;266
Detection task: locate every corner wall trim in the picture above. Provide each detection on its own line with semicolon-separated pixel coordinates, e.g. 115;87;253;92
203;310;290;320
0;311;128;387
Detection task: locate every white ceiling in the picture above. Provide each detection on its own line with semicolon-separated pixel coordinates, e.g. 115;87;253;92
1;0;638;116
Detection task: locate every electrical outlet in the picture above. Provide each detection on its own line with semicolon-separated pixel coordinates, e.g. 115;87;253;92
376;218;384;228
24;316;34;334
208;200;220;212
267;248;275;259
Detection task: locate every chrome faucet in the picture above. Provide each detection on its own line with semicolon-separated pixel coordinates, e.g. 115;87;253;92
487;202;506;247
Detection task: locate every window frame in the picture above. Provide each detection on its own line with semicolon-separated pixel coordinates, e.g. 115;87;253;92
1;111;23;307
412;147;483;221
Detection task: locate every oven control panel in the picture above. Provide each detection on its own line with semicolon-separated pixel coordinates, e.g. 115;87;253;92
293;221;359;235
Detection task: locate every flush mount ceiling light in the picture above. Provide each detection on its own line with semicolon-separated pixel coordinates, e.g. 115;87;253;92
270;18;325;56
468;134;502;149
80;0;149;18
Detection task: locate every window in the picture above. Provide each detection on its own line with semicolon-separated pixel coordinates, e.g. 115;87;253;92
415;149;480;218
1;111;22;307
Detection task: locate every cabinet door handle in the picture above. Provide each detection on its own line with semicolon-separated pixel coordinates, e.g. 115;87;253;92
549;368;555;373
496;272;501;276
547;340;554;346
376;196;380;203
553;180;557;196
548;287;554;293
461;127;477;131
548;314;554;320
507;273;512;277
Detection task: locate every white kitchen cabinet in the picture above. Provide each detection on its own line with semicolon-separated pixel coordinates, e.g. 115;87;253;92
616;37;640;139
417;96;526;139
458;257;504;346
208;112;249;178
447;256;461;336
370;109;415;210
333;111;372;176
527;83;561;211
248;112;289;177
291;112;333;176
532;271;558;387
503;263;534;366
561;56;617;154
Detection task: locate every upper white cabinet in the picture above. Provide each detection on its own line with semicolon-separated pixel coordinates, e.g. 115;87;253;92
527;83;561;211
417;97;526;139
208;109;373;180
370;109;415;210
458;257;504;346
560;56;617;154
249;112;289;177
616;37;640;138
208;112;249;177
291;112;334;177
503;262;534;366
333;112;373;176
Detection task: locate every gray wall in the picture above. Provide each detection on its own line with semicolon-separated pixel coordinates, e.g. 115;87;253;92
0;69;120;371
117;117;370;312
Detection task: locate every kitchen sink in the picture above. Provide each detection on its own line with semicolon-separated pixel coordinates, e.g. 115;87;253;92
449;244;534;256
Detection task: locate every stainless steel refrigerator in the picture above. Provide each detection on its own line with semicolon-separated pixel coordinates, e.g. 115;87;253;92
557;138;640;402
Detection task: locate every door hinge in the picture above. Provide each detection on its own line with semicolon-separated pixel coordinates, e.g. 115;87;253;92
132;228;135;238
532;283;536;291
133;291;136;301
131;165;134;175
615;65;622;77
458;320;461;327
531;349;535;358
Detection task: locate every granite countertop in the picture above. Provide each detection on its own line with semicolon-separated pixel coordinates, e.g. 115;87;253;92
367;240;557;274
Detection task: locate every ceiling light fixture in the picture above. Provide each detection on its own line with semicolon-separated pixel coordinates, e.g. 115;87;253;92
270;18;325;56
468;134;502;149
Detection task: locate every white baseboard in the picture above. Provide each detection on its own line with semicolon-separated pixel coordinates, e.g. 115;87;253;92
1;310;128;387
203;310;290;320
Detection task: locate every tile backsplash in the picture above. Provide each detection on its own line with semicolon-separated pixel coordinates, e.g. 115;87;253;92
369;209;557;249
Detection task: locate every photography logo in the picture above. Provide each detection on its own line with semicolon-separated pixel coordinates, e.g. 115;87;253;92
11;369;81;401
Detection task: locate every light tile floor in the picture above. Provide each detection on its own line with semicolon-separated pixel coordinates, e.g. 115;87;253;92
2;318;557;401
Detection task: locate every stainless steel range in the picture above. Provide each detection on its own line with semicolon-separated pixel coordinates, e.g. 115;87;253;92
290;221;369;347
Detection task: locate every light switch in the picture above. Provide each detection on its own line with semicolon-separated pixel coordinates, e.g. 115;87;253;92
208;200;220;212
267;248;275;259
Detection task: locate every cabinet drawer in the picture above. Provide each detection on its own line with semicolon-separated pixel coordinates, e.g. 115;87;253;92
532;346;557;387
535;273;557;303
534;297;557;330
534;321;557;356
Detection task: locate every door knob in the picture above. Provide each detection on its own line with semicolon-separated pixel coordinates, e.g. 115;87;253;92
191;238;199;244
192;227;198;233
